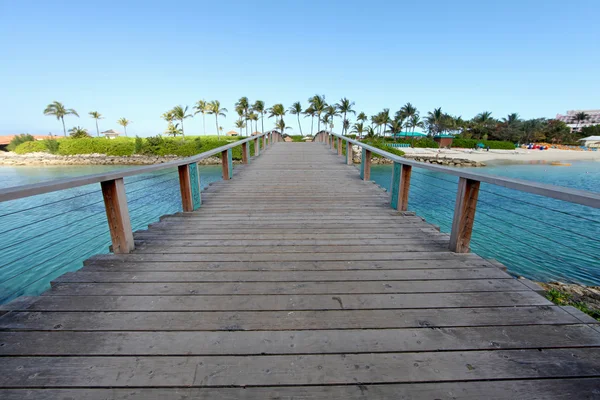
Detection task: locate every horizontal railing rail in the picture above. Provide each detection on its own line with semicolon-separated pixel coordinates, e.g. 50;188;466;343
0;131;282;256
315;131;600;254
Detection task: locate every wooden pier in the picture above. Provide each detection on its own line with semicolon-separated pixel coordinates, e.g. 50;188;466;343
1;141;600;399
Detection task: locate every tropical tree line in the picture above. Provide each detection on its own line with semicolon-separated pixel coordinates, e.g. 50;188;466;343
43;101;131;138
44;99;594;145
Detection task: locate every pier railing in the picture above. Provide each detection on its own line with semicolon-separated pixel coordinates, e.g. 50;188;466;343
315;131;600;260
0;132;281;303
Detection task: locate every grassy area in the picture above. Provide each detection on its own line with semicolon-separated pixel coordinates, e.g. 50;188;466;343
545;288;600;321
11;135;262;160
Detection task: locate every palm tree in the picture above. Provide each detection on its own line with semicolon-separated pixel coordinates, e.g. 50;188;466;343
289;102;303;135
276;118;291;134
234;119;246;136
88;111;103;137
502;113;521;126
335;98;356;135
117;118;131;136
365;126;376;139
208;100;227;138
268;104;286;127
248;112;258;135
68;126;90;138
379;109;390;137
574;112;590;131
44;101;79;136
409;115;424;147
309;95;326;133
343;119;350;135
400;103;418;139
304;106;316;136
324;105;338;133
252;100;266;135
321;114;331;133
194;100;209;135
351;122;366;137
165;122;182;137
171;105;192;137
357;112;368;124
387;119;403;138
425;107;444;136
236;97;250;136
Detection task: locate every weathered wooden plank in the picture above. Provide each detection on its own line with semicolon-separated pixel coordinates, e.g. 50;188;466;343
2;325;599;356
46;279;526;296
2;349;600;387
17;291;550;312
132;244;449;254
2;379;599;400
55;268;511;283
0;306;583;331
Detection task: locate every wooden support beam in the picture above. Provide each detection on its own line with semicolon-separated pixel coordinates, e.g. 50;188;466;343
221;149;232;180
346;141;353;165
337;138;342;156
254;138;260;156
390;163;412;211
399;164;412;211
360;149;371;181
330;135;335;150
449;177;480;253
178;164;193;212
101;178;134;254
241;142;249;164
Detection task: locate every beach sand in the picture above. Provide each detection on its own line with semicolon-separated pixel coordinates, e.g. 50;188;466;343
403;147;600;164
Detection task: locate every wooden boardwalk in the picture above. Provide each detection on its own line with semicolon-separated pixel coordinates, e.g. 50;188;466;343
1;142;600;399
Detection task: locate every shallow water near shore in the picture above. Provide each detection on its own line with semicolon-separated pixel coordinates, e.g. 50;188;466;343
0;161;599;304
369;161;600;286
0;164;225;304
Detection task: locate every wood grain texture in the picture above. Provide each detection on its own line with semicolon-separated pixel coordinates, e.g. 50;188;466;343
2;142;599;397
100;178;134;253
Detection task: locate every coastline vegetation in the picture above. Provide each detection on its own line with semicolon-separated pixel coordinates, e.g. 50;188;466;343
10;135;259;160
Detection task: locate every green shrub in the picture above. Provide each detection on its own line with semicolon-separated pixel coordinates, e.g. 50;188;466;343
452;138;515;150
363;138;405;158
13;140;49;154
44;139;59;154
57;137;135;156
7;134;34;151
134;136;143;154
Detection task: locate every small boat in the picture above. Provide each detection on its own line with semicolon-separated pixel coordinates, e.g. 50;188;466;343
550;162;571;166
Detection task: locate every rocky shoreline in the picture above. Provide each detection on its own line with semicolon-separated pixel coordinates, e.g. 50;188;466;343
0;152;222;166
349;146;486;167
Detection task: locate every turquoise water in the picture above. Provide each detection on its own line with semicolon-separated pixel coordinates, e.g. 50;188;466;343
370;161;600;285
1;161;599;305
0;165;225;304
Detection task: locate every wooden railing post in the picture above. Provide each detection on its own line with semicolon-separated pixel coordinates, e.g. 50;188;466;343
360;148;371;181
449;177;480;253
221;149;232;180
178;163;201;212
263;135;267;149
254;137;260;156
337;138;342;156
346;141;353;165
241;142;249;164
330;135;335;150
391;162;411;211
101;178;134;254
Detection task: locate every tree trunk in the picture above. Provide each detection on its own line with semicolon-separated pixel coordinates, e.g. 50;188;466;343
95;120;99;137
61;117;66;136
124;126;127;137
317;114;321;133
261;114;264;135
311;116;314;136
297;114;302;135
203;114;206;135
216;116;219;138
181;119;185;138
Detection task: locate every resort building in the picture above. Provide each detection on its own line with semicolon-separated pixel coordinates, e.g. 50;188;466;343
101;129;121;139
226;131;239;137
555;109;600;132
579;136;600;148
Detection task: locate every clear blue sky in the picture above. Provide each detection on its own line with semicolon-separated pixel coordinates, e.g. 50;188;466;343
1;0;598;136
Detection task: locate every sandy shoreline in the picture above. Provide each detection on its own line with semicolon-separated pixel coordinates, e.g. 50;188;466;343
402;147;600;164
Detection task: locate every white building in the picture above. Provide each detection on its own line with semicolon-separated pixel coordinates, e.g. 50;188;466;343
578;136;600;148
101;129;121;139
555;109;600;132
